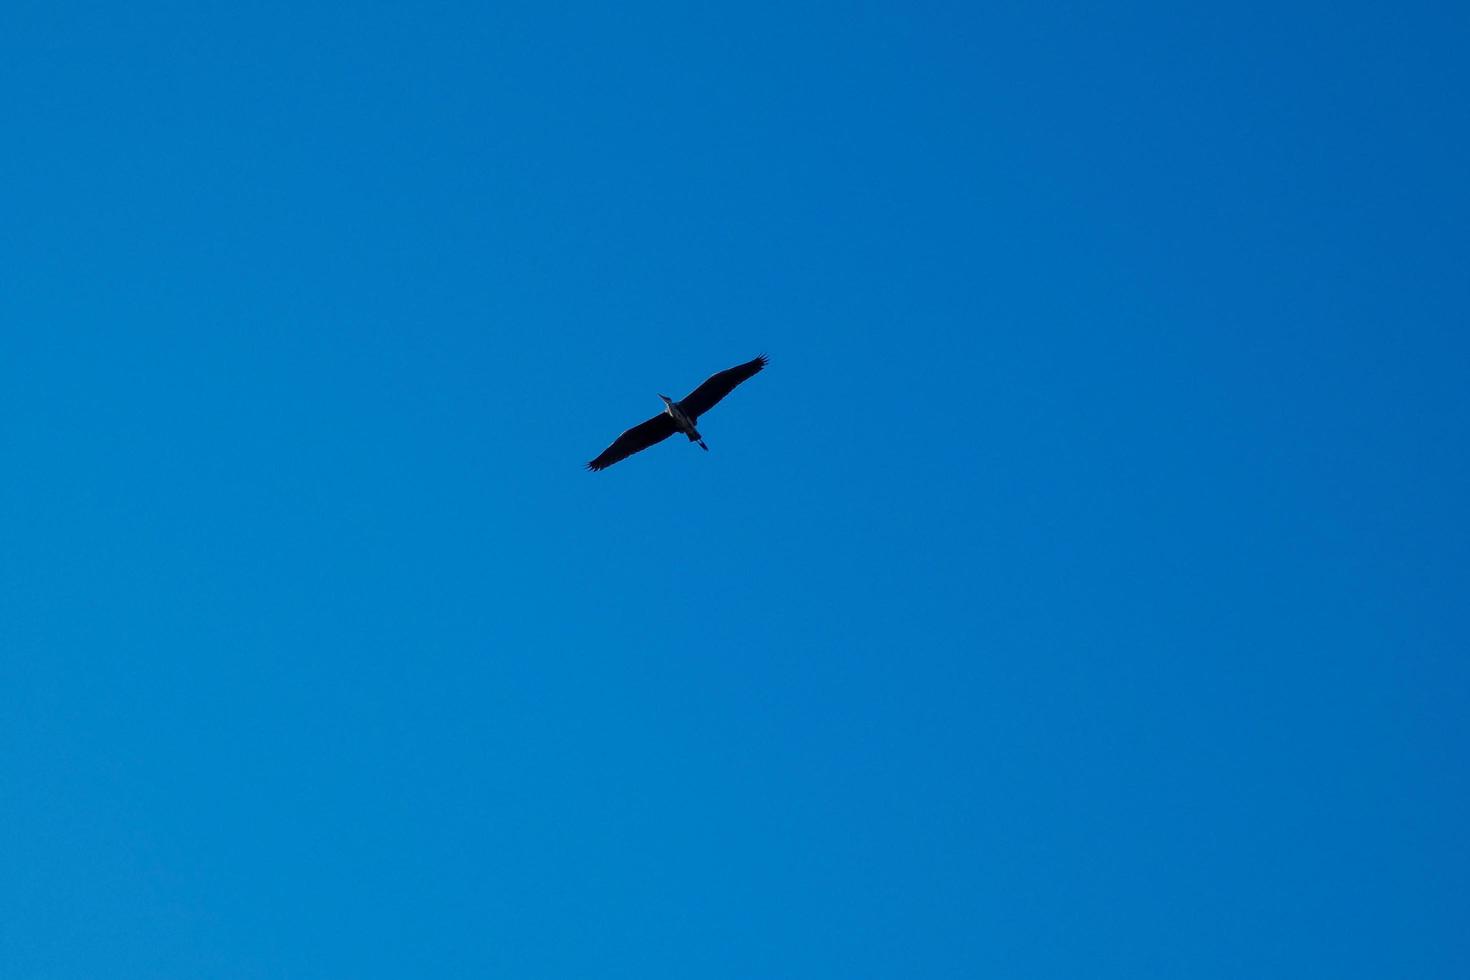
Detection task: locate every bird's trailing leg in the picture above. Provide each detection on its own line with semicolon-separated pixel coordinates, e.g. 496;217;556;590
687;429;708;451
698;440;708;451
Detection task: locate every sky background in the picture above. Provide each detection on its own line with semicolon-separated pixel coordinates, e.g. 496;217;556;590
3;2;1468;976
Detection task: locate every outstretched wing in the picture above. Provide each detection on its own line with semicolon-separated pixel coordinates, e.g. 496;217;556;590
678;354;768;419
586;413;679;471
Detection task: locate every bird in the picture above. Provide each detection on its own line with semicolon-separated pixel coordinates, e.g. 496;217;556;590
586;354;768;471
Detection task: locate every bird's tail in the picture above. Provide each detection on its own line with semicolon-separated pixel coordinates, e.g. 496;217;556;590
698;440;708;451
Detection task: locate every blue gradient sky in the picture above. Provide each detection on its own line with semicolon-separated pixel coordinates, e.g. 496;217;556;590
4;2;1467;976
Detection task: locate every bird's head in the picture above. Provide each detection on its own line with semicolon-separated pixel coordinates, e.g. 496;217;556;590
658;394;673;406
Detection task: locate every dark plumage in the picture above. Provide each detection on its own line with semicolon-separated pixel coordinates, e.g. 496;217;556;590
586;354;767;471
677;355;769;418
585;414;679;472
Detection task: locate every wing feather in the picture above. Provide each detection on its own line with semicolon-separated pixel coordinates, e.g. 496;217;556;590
678;354;768;419
586;413;678;471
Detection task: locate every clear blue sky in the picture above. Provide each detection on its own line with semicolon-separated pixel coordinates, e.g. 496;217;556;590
3;2;1467;976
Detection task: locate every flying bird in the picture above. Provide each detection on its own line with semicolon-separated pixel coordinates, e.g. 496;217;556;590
586;354;768;471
